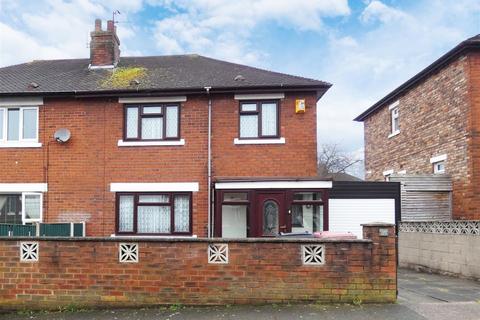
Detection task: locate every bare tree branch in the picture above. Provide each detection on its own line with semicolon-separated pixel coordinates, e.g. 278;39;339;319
318;143;361;176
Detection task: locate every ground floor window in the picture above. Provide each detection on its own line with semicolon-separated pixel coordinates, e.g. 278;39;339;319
215;189;328;238
0;193;42;224
116;192;192;235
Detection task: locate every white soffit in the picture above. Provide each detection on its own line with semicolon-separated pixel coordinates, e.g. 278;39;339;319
118;96;187;104
0;97;44;106
110;182;199;192
234;93;285;100
430;154;447;163
0;183;48;192
215;181;332;190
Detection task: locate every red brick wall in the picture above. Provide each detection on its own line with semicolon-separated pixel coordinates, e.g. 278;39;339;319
1;92;318;236
0;225;396;310
363;54;479;219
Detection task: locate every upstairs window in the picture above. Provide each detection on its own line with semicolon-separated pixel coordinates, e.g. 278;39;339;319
391;107;399;134
124;104;180;141
433;161;445;174
0;107;38;142
239;101;279;139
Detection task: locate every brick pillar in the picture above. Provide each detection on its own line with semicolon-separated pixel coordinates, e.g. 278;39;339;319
362;223;397;301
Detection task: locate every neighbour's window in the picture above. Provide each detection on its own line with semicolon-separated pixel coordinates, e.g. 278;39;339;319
291;192;324;234
433;161;445;174
0;193;42;224
239;101;279;138
221;192;249;238
0;107;39;142
117;193;191;235
124;104;179;141
391;107;399;134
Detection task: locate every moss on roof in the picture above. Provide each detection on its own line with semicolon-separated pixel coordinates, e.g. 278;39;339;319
100;67;147;88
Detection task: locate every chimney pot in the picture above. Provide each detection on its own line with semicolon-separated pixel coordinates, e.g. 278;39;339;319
95;19;102;31
107;20;114;32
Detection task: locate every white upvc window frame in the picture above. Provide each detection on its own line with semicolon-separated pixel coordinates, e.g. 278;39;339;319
430;154;447;174
388;101;400;138
0;106;40;146
433;161;445;174
21;192;43;224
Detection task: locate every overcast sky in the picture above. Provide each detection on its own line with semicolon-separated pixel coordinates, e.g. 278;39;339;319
1;0;480;166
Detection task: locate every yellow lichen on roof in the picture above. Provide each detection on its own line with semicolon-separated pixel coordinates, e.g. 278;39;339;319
101;67;147;88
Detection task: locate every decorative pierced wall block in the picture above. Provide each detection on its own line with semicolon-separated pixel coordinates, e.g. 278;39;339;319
208;243;228;264
119;243;139;263
302;245;325;265
20;242;39;262
399;221;479;235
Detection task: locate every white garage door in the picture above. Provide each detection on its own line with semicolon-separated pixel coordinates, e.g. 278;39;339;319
328;198;395;239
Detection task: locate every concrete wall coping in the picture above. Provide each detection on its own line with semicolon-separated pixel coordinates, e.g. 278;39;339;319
0;236;373;244
361;222;396;227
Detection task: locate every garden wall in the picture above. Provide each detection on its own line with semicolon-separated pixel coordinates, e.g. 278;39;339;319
0;224;396;310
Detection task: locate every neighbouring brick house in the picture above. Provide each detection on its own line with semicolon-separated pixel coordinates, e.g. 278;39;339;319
355;35;480;220
0;19;334;237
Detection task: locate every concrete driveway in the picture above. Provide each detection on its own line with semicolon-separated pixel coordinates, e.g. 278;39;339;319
2;268;479;320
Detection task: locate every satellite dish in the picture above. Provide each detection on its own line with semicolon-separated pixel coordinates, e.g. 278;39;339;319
54;128;71;143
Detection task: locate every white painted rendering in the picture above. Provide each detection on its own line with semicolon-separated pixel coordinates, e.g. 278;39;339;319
430;154;447;163
328;198;395;239
234;93;285;100
0;183;48;192
233;137;285;145
117;139;185;147
0;142;42;148
0;97;43;106
110;182;199;192
215;180;332;190
383;169;394;176
118;96;187;104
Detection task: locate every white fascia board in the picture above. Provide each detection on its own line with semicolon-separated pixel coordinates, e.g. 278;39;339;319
119;96;187;104
383;169;394;176
110;182;199;192
0;183;48;192
0;97;43;106
215;180;332;190
234;93;285;100
388;100;399;110
430;154;447;163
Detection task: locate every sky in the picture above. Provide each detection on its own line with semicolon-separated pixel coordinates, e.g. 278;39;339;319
1;0;480;176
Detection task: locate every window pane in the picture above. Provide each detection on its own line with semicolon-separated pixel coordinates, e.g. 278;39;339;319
0;109;3;140
0;194;21;224
7;109;19;141
126;108;138;138
293;192;322;201
240;114;258;138
22;109;37;140
222;205;247;238
223;192;248;202
24;194;41;220
118;195;134;232
139;195;169;203
241;103;257;112
261;103;277;136
174;195;190;232
263;200;279;236
138;206;170;233
142;117;163;139
143;106;162;114
292;204;323;233
165;106;178;138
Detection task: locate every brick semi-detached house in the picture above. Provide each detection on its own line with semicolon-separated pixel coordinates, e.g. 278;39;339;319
355;35;480;220
0;19;335;237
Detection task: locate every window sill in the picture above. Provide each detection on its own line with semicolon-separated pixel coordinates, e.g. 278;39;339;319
0;141;42;148
388;131;400;139
117;139;185;147
234;137;285;145
111;234;197;239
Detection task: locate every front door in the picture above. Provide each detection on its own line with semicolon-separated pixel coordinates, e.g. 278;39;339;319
255;192;287;237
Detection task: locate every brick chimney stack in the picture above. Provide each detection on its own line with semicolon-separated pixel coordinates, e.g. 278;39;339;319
90;19;120;67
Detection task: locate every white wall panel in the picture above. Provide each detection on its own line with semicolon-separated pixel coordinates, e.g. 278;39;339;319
329;199;395;239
